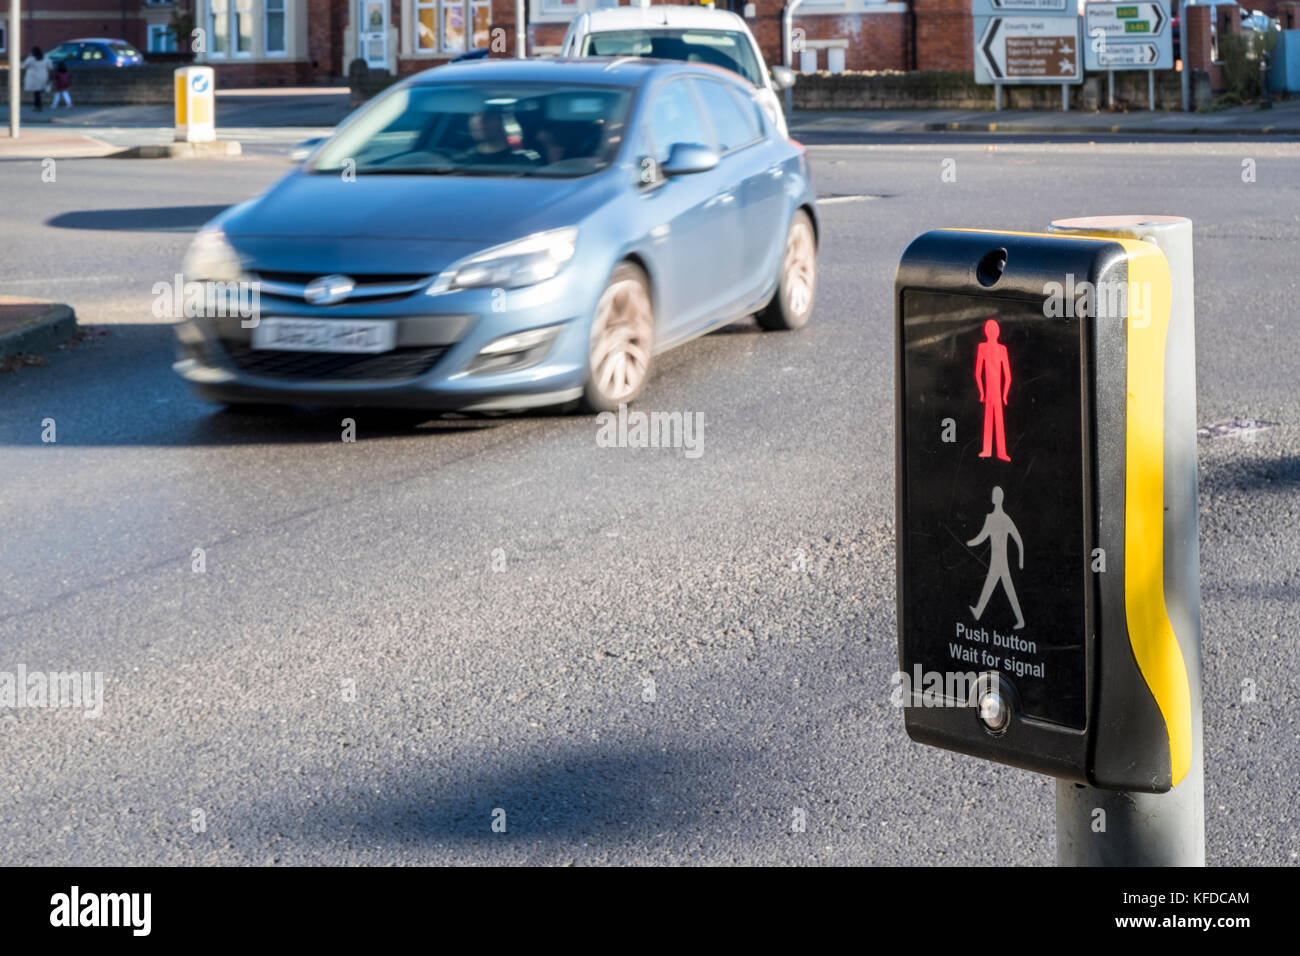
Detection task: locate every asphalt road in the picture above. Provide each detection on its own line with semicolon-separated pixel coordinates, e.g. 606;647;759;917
0;137;1297;865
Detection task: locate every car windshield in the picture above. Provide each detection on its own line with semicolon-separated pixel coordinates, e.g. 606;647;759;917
311;82;633;178
581;29;763;87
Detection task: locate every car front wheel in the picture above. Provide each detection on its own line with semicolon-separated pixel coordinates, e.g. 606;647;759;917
581;262;655;413
758;209;816;331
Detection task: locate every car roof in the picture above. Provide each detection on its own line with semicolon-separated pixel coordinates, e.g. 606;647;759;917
408;56;742;88
60;38;133;44
579;5;749;32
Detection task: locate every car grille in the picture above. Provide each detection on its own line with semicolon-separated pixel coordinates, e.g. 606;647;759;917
252;271;434;303
219;341;449;382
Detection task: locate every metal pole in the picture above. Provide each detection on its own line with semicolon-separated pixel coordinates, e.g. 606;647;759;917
463;0;473;52
516;0;525;57
1107;70;1114;109
1048;215;1205;867
995;83;1002;110
782;0;804;117
1179;0;1190;111
1061;82;1068;111
8;0;19;139
1149;68;1156;109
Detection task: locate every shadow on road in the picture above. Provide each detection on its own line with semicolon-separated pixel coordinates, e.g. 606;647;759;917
258;744;741;854
47;205;230;233
1202;451;1300;496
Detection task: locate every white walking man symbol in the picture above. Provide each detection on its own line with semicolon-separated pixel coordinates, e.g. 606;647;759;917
966;485;1026;630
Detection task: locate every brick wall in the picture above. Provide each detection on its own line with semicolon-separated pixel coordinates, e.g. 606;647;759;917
0;62;183;103
206;61;316;86
1185;4;1220;89
913;0;971;71
792;67;1193;110
748;12;908;72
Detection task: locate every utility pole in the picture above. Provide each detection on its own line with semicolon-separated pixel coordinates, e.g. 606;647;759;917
8;0;19;139
516;0;525;57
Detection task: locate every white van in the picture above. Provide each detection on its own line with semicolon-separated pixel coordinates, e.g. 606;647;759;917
560;5;795;137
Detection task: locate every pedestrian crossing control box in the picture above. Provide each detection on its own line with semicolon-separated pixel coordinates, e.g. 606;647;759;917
894;227;1195;793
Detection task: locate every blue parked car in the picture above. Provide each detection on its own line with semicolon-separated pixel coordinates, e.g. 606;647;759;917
174;57;819;413
45;38;144;68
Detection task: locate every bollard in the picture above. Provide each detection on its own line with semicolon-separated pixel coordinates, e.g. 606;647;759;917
1047;215;1204;866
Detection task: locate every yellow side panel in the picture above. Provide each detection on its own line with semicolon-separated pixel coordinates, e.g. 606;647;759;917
1116;238;1192;786
175;74;187;127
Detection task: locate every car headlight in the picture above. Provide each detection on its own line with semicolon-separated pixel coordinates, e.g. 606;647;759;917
182;227;244;283
430;228;577;294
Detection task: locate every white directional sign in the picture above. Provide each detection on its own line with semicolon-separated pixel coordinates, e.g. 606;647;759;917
1083;1;1174;71
974;16;1083;85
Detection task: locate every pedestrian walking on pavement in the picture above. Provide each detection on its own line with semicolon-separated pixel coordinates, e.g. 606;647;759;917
21;47;51;112
52;62;72;109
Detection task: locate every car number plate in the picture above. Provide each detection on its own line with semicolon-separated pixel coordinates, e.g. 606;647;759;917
251;318;396;354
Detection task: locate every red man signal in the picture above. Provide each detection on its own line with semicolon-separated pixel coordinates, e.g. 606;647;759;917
974;318;1012;462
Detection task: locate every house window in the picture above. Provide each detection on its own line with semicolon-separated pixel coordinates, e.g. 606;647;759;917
234;0;255;55
0;22;6;55
415;0;489;54
265;0;286;54
148;24;178;53
416;0;439;51
209;0;230;57
540;0;579;13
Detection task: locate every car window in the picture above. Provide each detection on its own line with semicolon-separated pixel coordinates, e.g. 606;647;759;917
109;42;140;56
81;44;106;61
693;78;759;152
645;78;715;163
581;29;764;87
46;44;75;61
311;81;632;178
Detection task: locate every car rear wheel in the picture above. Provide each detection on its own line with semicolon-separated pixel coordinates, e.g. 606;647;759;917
582;262;654;413
758;209;816;331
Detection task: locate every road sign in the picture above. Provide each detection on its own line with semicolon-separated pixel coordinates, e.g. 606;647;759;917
1084;0;1174;71
974;16;1083;85
895;228;1195;792
972;0;1068;11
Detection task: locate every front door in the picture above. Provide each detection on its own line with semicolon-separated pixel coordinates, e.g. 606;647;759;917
359;0;388;70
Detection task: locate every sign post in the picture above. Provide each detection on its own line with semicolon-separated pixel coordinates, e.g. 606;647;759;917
972;0;1082;110
894;218;1203;863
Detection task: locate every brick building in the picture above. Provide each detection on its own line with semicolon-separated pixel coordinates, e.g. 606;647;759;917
0;1;194;58
178;0;977;85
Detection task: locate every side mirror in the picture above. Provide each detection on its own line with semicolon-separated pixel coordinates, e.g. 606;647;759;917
770;65;797;91
661;143;719;177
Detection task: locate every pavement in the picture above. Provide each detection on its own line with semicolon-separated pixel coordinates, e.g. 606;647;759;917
2;88;1297;162
0;137;1296;865
792;98;1300;137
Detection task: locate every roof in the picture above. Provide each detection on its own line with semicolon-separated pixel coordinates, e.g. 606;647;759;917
408;56;729;88
579;5;750;32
